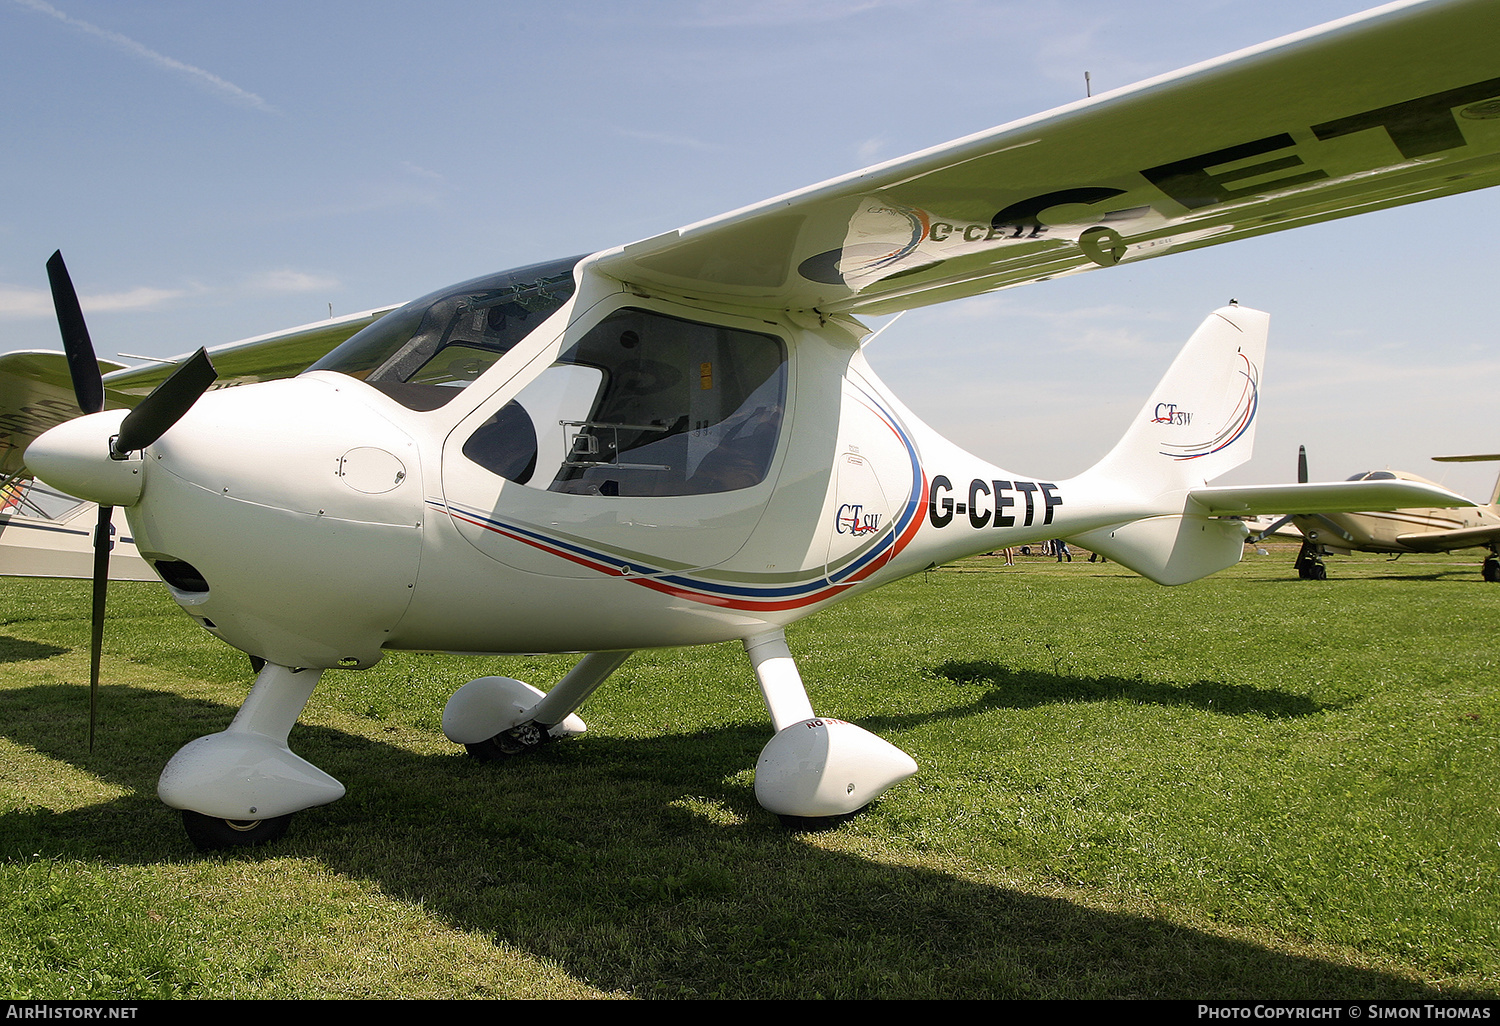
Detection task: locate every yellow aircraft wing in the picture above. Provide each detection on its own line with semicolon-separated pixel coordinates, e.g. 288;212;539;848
1395;524;1500;550
593;0;1500;316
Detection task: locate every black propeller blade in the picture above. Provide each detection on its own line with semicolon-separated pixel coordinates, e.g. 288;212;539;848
87;504;111;748
1251;445;1311;544
46;250;104;417
43;251;217;749
47;251;112;750
113;347;216;456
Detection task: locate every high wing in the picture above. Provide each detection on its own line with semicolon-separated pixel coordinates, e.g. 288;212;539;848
1189;480;1475;517
0;305;397;479
593;0;1500;316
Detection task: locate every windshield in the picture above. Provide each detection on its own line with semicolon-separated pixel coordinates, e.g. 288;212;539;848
308;255;582;411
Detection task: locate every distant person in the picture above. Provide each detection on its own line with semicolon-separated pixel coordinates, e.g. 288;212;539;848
1053;539;1071;562
1003;547;1015;566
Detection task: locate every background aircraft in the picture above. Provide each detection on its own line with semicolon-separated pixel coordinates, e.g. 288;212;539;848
1262;447;1500;579
0;479;151;581
6;0;1500;849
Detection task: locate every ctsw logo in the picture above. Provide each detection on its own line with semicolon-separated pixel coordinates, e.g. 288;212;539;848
1159;352;1258;461
836;503;882;536
927;476;1062;529
1152;403;1193;425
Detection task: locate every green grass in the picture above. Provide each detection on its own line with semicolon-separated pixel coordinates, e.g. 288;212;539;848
2;543;1498;999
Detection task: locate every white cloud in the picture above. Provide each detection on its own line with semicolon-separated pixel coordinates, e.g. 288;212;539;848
84;286;190;311
0;283;188;319
0;285;53;319
243;270;340;295
855;137;890;164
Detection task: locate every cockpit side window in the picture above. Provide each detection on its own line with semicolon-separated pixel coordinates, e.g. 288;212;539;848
462;307;787;496
308;255;581;411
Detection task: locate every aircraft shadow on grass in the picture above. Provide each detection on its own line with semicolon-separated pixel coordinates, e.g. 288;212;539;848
1237;562;1478;585
928;661;1338;718
0;634;68;663
0;681;1478;999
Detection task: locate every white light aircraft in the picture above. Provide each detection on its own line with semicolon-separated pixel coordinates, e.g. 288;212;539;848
10;0;1500;849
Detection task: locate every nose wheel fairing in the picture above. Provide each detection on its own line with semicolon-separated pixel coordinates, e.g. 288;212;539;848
158;664;342;830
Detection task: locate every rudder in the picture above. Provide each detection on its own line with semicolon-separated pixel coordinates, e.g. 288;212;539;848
1069;305;1268;585
1092;304;1268;498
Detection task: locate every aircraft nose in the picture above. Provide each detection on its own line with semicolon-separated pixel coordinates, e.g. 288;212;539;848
25;408;144;507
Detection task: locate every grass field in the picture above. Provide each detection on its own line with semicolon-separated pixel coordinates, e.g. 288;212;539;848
2;542;1497;1000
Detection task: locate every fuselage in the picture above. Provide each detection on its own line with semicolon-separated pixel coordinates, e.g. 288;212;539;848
55;255;1145;668
1294;470;1500;554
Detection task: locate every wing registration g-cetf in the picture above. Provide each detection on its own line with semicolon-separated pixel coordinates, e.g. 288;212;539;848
17;0;1500;848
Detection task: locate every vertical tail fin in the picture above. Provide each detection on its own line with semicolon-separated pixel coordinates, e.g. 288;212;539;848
1091;304;1268;498
1070;305;1268;585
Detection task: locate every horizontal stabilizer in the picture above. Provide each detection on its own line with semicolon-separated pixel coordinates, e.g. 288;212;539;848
1190;480;1474;516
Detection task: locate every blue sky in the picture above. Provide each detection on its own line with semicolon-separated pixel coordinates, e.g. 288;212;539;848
4;0;1499;498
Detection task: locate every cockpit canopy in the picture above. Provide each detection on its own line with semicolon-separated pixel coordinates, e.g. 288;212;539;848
1345;470;1398;481
308;255;582;411
462;306;788;497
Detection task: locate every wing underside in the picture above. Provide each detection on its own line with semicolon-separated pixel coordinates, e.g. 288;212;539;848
1190;479;1474;517
593;0;1500;317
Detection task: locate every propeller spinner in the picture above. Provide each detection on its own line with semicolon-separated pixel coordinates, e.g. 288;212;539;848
34;252;218;749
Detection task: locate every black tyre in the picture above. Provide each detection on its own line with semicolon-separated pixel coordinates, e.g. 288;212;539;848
776;808;865;832
464;736;512;762
181;809;292;850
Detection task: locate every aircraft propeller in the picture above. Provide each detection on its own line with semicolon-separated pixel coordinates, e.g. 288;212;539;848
1249;445;1309;544
43;251;218;749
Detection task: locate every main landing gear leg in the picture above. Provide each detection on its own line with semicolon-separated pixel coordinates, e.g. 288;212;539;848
158;663;341;850
1483;547;1500;583
443;651;634;759
744;629;917;827
1295;540;1328;580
